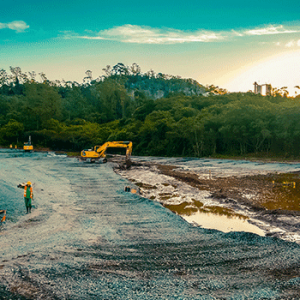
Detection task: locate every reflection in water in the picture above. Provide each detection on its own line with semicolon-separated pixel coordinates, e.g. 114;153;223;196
184;211;265;236
164;200;247;218
164;200;265;236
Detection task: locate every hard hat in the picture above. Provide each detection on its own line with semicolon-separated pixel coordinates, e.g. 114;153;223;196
27;181;32;185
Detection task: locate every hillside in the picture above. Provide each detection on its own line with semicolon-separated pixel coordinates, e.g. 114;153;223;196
99;63;207;99
1;64;300;159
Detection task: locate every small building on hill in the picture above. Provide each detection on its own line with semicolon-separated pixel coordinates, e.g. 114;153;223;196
253;82;271;96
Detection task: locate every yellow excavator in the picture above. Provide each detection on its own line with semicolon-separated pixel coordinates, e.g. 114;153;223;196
80;141;132;163
23;136;33;152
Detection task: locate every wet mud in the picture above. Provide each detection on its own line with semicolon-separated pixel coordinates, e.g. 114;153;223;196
1;151;300;299
155;164;300;239
116;158;300;243
156;164;300;211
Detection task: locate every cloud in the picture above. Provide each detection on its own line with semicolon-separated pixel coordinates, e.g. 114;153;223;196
65;24;300;45
76;24;223;44
285;39;300;48
243;25;298;36
231;30;243;37
0;21;29;32
77;36;105;40
285;40;295;48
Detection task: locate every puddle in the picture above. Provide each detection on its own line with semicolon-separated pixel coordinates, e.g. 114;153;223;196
164;200;265;236
183;211;265;236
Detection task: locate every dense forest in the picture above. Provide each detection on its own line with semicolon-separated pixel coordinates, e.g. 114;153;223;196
1;63;300;158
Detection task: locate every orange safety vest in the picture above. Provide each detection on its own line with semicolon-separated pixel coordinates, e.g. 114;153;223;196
24;186;33;199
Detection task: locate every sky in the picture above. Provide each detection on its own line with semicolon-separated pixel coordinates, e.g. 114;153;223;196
1;0;300;94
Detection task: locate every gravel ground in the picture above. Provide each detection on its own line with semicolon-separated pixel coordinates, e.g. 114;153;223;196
0;151;300;299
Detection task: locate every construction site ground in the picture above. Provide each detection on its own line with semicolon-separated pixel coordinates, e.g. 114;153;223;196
0;150;300;299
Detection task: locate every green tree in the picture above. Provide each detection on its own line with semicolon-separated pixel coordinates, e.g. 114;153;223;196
138;111;175;156
23;82;62;130
0;119;24;144
95;78;133;122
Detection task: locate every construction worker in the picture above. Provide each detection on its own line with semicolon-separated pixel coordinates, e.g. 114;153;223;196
23;181;33;213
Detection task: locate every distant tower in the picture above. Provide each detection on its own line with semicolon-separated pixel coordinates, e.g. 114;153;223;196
253;82;257;93
253;82;261;94
254;82;271;95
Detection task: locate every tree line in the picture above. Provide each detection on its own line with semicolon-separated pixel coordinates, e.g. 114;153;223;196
1;64;300;158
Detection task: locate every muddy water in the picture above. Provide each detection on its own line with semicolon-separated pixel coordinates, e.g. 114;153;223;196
1;150;300;299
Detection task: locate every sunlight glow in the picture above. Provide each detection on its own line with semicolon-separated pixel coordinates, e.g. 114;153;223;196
224;50;300;95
